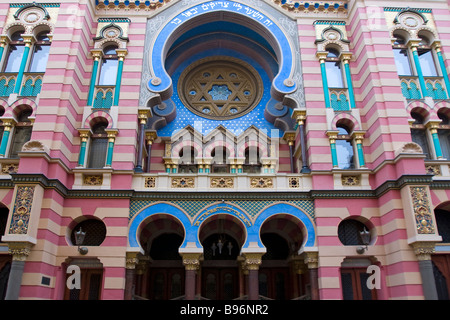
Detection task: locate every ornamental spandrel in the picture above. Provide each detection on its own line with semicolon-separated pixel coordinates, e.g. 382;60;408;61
178;57;263;120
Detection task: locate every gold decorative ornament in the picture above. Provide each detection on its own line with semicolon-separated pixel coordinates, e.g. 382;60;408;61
210;177;234;188
144;177;156;188
84;175;103;186
172;177;195;188
250;177;273;188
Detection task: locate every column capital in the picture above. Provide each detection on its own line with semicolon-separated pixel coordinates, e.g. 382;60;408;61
340;52;353;63
316;51;328;62
283;131;296;146
8;242;33;261
326;130;339;143
181;252;202;271
125;252;140;269
303;251;319;269
105;128;119;140
90;48;103;61
145;130;157;143
292;109;306;125
410;241;436;261
426;120;441;133
138;108;152;124
115;48;128;60
242;252;264;271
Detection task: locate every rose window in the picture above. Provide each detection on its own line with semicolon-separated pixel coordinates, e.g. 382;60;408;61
178;57;263;120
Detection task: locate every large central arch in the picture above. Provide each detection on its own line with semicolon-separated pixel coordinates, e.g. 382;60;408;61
140;0;304;109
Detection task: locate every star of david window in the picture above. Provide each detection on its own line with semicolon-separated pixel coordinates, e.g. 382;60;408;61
178;57;263;120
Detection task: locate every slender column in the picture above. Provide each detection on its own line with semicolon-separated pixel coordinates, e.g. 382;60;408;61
284;132;295;173
114;49;128;106
327;131;339;168
304;252;319;300
0;36;8;66
293;110;311;173
243;253;263;300
105;129;118;167
317;52;331;108
145;131;157;173
14;36;32;94
77;129;91;167
124;252;139;300
0;120;14;157
87;49;103;106
353;132;366;167
5;242;32;300
342;54;356;109
427;121;443;159
434;43;450;99
410;42;428;97
135;110;150;172
410;242;438;300
181;253;201;300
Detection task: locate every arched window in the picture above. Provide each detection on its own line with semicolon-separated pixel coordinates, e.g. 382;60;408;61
211;146;230;173
417;35;438;77
325;48;344;88
178;146;197;173
28;32;51;73
70;218;107;246
338;219;371;246
3;31;25;73
336;125;355;169
244;146;261;173
392;33;413;76
98;45;118;86
9;108;32;158
87;121;108;168
410;111;432;159
438;110;450;159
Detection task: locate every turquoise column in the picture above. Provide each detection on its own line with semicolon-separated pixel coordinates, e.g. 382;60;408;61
429;124;443;159
105;131;117;167
0;124;11;157
105;140;114;167
436;49;450;99
78;140;87;166
113;58;124;106
411;46;428;97
14;44;31;94
330;142;338;167
354;133;365;167
319;58;331;108
343;58;356;109
316;52;331;108
87;54;101;106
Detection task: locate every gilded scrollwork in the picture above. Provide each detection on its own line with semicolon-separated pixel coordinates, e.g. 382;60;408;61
410;186;435;234
8;186;35;235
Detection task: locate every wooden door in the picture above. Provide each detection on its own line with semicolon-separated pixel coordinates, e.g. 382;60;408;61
202;268;238;300
259;267;290;300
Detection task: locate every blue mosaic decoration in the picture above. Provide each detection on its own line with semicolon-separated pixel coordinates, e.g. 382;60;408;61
128;200;316;250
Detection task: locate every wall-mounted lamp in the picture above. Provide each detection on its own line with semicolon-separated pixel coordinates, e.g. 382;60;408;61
75;228;88;255
356;228;370;254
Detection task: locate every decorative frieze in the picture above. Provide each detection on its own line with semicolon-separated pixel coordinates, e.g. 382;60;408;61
8;186;35;235
410;186;435;234
84;175;103;186
172;177;195;188
210;177;234;188
250;177;273;188
426;165;441;176
341;175;360;186
144;177;156;188
1;163;18;174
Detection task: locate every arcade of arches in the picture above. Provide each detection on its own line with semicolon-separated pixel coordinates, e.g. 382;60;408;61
126;213;319;300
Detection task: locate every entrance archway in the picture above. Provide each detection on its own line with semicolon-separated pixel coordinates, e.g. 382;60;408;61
198;214;246;300
259;214;305;300
137;214;186;300
433;201;450;299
